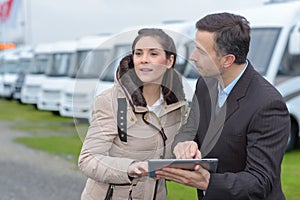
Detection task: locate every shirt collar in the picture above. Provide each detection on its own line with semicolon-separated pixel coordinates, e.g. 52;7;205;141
217;60;248;106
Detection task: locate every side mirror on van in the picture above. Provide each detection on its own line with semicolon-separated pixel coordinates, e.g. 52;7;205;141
289;23;300;55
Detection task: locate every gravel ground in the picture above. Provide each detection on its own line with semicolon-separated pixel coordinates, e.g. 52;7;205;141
0;121;87;200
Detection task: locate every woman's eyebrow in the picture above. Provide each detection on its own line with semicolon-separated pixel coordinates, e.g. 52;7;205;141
134;48;162;51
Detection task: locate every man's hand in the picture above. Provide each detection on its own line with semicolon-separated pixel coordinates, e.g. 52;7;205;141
174;141;201;159
127;161;148;177
155;164;210;190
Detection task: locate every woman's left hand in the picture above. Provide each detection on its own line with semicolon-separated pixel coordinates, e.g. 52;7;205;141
127;161;149;177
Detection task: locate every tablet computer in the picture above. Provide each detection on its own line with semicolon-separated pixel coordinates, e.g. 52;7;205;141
148;158;219;178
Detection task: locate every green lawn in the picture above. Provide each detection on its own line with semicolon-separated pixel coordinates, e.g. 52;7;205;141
0;98;299;199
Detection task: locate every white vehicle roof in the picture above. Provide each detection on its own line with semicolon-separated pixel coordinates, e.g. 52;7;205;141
34;43;54;54
18;47;34;59
2;51;19;61
109;20;195;46
51;40;78;53
76;34;112;51
234;1;300;27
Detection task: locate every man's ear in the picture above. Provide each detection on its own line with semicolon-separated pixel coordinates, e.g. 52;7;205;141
222;54;235;69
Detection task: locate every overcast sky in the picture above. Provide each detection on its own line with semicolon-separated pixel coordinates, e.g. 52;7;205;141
5;0;264;45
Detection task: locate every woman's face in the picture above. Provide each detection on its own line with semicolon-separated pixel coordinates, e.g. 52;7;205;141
133;36;174;85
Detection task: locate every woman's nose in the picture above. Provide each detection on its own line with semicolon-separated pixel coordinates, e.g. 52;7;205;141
141;54;149;63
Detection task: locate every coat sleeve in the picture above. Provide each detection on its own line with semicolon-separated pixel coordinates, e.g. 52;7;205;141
78;91;135;184
204;98;290;199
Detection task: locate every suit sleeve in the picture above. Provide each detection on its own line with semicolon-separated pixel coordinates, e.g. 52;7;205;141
171;86;201;151
204;98;290;199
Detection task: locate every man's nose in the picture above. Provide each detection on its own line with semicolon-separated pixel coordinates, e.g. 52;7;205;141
189;49;197;61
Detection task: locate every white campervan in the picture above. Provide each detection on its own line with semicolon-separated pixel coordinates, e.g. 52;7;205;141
13;47;34;100
0;50;19;99
225;0;300;151
176;1;300;151
21;43;53;104
59;35;112;119
37;40;77;114
0;52;5;96
170;0;300;151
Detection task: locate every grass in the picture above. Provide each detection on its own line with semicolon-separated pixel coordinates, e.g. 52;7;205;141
1;98;300;199
281;148;300;200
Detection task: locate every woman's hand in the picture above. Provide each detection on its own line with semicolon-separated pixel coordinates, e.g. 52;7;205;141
127;161;148;177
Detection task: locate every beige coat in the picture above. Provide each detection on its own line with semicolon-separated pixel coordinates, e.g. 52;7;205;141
78;81;188;200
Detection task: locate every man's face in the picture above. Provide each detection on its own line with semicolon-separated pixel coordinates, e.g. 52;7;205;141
189;30;223;78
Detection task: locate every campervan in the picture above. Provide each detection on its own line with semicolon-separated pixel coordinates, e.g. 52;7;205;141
0;50;19;99
0;52;4;96
59;35;112;119
21;43;53;104
175;1;300;151
228;0;300;150
12;47;34;100
37;40;77;113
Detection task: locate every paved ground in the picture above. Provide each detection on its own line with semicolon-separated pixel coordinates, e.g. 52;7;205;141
0;121;87;200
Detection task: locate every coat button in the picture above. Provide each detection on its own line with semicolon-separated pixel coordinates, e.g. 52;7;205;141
130;117;134;122
144;116;148;120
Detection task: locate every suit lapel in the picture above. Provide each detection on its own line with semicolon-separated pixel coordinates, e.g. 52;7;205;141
200;62;255;157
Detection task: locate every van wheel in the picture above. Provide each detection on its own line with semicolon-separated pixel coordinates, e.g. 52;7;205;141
285;121;298;152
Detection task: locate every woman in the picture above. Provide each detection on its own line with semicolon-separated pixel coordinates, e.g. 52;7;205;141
78;28;188;200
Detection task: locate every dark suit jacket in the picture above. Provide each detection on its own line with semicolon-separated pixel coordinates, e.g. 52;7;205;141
173;62;290;200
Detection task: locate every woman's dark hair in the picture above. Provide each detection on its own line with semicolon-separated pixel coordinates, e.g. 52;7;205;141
131;28;177;68
196;12;250;64
118;28;185;106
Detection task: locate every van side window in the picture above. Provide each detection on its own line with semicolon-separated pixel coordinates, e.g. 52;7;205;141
279;45;300;76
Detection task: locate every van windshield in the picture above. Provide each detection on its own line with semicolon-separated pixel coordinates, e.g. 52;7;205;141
45;53;73;76
100;44;131;82
182;27;281;79
18;58;32;74
30;54;52;74
248;27;281;75
69;49;110;78
3;60;20;73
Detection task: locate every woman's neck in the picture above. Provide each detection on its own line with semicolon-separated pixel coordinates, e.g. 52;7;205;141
143;83;161;106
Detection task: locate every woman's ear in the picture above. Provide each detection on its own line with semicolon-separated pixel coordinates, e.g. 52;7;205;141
166;54;175;69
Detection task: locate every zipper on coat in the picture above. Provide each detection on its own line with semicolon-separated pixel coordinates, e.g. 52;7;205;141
142;111;168;200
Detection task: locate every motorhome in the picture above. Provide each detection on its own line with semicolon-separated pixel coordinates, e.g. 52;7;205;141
176;1;300;151
37;40;77;114
0;52;4;96
21;43;53;104
12;47;34;100
59;35;112;119
0;50;19;99
225;0;300;151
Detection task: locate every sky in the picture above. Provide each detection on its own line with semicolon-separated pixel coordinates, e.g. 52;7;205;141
3;0;264;45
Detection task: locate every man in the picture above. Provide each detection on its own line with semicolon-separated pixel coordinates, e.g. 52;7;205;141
156;12;290;199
